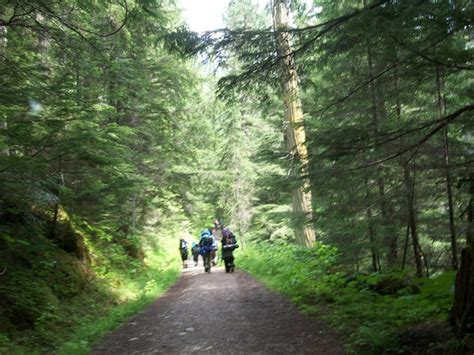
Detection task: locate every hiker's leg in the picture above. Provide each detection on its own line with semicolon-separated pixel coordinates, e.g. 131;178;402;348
204;254;210;272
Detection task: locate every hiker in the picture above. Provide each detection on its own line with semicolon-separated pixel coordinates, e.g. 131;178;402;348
199;229;214;273
211;228;219;266
191;242;200;266
214;219;223;240
179;238;188;268
221;228;239;273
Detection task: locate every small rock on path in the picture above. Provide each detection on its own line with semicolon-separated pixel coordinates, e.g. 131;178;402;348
92;265;344;354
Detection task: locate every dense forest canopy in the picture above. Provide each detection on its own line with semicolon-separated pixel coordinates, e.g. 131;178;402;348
0;0;473;353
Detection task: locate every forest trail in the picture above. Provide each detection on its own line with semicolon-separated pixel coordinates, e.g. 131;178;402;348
92;265;344;354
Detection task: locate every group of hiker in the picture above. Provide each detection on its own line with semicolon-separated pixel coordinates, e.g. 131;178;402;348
179;220;239;273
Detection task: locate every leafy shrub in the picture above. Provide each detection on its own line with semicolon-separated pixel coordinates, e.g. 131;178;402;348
1;213;181;354
238;242;456;354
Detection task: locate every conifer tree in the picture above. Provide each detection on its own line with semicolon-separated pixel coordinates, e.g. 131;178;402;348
272;0;316;247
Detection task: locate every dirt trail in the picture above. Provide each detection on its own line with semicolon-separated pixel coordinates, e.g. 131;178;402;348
92;264;344;354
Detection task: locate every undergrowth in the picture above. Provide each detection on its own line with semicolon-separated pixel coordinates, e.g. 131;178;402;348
237;242;460;354
0;219;181;355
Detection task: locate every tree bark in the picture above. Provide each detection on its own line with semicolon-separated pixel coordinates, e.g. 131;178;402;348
365;34;397;266
450;173;474;335
393;61;413;273
401;224;410;270
365;176;378;272
272;0;316;247
367;204;378;272
403;161;424;277
436;65;458;270
230;106;253;251
51;203;59;239
0;11;8;156
131;193;137;238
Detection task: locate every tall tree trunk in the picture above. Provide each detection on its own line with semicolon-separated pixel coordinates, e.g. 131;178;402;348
230;107;253;251
365;34;396;266
367;204;378;272
401;224;410;270
365;176;378;272
131;193;137;237
272;0;316;247
450;173;474;335
403;161;424;277
436;65;458;270
393;58;421;274
51;202;60;239
50;157;65;240
0;12;8;156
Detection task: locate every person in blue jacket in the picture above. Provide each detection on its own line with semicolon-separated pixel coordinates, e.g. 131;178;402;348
199;229;213;273
191;242;200;266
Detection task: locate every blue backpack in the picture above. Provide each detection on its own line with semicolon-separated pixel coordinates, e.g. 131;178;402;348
199;232;213;255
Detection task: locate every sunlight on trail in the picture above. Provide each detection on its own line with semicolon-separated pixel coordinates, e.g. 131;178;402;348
92;266;343;354
181;263;225;275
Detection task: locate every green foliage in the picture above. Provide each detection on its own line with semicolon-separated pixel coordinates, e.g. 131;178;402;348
0;1;217;352
185;0;474;275
0;214;181;354
1;0;473;353
0;0;203;234
56;246;180;355
238;242;456;353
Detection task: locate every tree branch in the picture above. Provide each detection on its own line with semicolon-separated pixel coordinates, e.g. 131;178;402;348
357;104;474;169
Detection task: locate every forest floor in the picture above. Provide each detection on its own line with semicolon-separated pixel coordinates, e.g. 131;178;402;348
92;263;344;354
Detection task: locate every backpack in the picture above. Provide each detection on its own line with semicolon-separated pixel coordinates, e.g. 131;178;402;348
200;235;213;247
199;235;213;255
180;240;187;250
222;236;238;252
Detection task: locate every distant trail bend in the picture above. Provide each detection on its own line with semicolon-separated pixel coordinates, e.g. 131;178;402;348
92;265;344;354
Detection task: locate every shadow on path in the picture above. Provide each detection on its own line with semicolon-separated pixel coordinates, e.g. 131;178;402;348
92;264;344;354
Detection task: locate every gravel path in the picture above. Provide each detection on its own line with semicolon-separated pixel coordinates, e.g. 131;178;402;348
92;264;344;354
